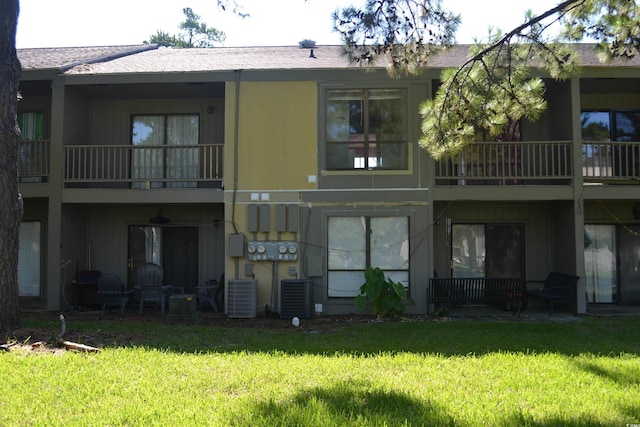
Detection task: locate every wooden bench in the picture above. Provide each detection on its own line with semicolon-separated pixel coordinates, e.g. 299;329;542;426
525;272;579;314
428;277;526;314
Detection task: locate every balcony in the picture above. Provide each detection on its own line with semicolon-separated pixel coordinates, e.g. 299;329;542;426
582;142;640;182
20;140;640;190
63;144;223;189
19;139;49;183
435;141;573;185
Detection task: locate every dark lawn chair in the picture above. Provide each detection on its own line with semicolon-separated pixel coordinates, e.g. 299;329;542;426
525;272;579;314
135;263;183;316
196;273;224;312
97;273;133;316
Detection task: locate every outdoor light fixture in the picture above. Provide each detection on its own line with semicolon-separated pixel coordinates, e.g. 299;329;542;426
149;208;170;224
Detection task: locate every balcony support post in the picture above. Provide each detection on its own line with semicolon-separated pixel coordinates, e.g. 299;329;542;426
571;77;587;314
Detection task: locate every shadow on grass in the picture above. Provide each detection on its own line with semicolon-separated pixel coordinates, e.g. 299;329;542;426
248;381;630;427
573;358;640;386
250;381;456;426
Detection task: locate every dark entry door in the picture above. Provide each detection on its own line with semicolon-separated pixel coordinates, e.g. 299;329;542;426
163;226;198;293
618;226;640;303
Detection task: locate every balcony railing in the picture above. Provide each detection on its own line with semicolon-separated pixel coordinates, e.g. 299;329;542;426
19;140;640;188
19;139;49;183
63;144;223;188
435;141;573;185
582;142;640;181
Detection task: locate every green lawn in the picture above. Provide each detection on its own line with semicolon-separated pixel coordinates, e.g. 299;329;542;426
1;315;639;426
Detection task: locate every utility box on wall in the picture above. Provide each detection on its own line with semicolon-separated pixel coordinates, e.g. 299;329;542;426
280;279;313;319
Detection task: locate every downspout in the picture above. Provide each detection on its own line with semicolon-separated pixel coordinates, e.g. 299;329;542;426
231;69;241;235
231;70;242;279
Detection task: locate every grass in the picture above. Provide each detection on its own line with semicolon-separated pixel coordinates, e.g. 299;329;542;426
1;315;639;426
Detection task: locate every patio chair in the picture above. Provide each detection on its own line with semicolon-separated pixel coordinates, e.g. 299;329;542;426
135;263;183;316
97;273;133;316
196;273;225;312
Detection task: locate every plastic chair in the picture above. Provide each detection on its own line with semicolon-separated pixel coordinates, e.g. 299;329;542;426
135;263;183;316
97;273;133;316
197;273;224;312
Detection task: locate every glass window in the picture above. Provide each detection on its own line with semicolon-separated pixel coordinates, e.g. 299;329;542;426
451;224;523;278
581;110;640;142
614;111;640;141
131;114;199;188
452;224;486;278
17;112;47;183
584;225;617;303
581;110;640;178
17;112;44;140
325;89;407;170
19;221;41;297
328;216;409;297
581;111;611;141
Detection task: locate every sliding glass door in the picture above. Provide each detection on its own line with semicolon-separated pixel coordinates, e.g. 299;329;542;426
131;114;199;188
584;225;617;303
18;221;41;297
128;225;199;293
451;223;523;278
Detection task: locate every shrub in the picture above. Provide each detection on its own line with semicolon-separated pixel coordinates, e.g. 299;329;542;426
355;267;414;317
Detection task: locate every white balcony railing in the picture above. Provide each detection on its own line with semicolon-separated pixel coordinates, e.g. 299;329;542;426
582;142;640;181
19;139;49;183
435;141;573;185
63;144;223;188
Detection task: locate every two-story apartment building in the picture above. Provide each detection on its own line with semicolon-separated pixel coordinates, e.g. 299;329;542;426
16;43;640;316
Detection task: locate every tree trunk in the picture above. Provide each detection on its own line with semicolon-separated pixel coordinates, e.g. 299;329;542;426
0;0;23;331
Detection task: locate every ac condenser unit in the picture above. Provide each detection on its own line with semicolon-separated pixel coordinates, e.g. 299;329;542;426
280;279;313;319
227;279;257;318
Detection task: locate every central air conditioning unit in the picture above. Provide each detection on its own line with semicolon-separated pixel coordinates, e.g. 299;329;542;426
227;279;257;318
280;279;313;319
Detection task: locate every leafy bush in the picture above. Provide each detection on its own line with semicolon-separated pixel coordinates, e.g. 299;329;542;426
355;267;414;317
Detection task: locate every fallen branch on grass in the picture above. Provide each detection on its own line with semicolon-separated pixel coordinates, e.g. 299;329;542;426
57;314;100;353
60;340;100;353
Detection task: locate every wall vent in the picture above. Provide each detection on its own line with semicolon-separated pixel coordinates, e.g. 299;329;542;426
280;279;313;319
227;279;257;318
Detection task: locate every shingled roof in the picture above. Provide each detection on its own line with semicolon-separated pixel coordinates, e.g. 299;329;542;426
58;44;500;75
60;45;360;75
17;43;640;76
18;45;157;72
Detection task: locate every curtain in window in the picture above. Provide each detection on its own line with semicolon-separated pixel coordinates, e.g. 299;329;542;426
131;114;199;188
17;112;44;140
370;217;409;285
451;224;523;279
328;217;366;297
132;115;165;188
17;112;46;182
166;115;199;188
452;224;486;278
584;225;617;303
19;221;41;297
328;216;409;297
144;226;162;266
